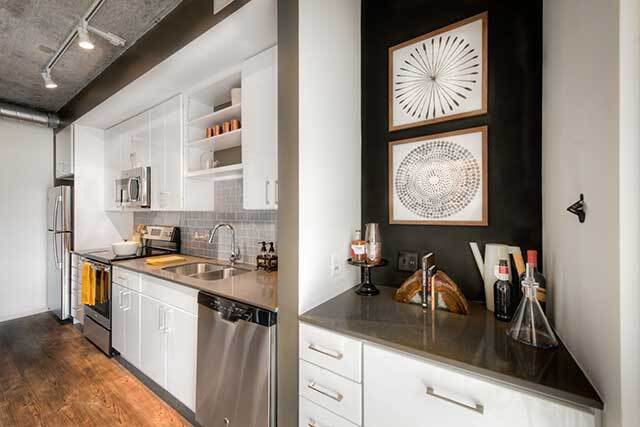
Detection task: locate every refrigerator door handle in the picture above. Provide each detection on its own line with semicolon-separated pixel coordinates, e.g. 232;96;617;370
53;196;61;232
53;233;61;268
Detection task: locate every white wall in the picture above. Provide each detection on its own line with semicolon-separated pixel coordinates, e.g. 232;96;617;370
0;118;52;322
298;0;361;313
618;0;640;424
74;124;132;250
542;0;622;425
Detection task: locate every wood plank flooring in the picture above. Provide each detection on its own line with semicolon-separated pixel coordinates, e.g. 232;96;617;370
0;312;189;426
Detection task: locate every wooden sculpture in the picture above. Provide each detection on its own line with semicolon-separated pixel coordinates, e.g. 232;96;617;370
394;270;470;315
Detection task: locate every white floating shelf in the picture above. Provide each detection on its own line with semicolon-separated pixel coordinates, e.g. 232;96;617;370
185;163;243;180
188;103;241;129
188;129;242;151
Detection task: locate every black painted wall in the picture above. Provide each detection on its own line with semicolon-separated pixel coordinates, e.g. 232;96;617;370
362;0;542;302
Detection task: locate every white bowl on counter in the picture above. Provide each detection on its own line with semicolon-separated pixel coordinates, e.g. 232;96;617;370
112;241;140;256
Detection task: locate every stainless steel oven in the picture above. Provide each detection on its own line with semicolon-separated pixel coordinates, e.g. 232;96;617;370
115;166;150;208
82;258;112;355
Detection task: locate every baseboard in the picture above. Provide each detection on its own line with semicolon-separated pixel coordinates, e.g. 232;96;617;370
0;307;49;323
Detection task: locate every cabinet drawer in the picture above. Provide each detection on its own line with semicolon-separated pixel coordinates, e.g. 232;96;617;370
299;360;362;425
300;396;359;427
113;267;141;291
300;323;362;382
363;344;595;427
141;275;198;315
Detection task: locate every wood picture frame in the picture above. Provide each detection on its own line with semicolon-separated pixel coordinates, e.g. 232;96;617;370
388;126;488;226
388;12;488;131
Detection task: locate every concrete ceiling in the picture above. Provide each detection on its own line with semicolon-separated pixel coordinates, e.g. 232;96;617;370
0;0;182;112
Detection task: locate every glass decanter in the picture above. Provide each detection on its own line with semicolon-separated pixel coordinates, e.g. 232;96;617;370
507;264;558;349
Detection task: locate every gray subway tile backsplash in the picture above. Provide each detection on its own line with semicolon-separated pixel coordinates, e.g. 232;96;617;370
134;179;277;265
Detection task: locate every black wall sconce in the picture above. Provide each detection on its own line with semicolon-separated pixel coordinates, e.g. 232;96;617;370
567;194;586;223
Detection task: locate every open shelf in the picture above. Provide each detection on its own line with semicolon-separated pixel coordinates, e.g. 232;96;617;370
188;129;242;151
184;163;243;180
188;104;241;129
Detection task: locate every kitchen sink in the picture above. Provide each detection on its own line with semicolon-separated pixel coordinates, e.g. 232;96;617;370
162;262;250;281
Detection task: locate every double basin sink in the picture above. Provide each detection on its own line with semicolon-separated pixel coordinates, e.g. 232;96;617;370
162;262;250;281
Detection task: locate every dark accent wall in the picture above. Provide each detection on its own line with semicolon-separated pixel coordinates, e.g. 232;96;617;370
362;0;542;301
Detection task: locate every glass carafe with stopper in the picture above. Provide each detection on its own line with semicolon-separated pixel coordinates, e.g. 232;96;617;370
507;264;558;349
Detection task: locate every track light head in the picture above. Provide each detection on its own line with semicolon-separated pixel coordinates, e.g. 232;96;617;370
77;22;94;50
41;70;57;89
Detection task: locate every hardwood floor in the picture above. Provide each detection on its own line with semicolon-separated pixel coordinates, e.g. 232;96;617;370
0;312;189;426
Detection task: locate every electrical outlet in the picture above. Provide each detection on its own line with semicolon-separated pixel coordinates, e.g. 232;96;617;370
398;251;419;272
330;253;342;277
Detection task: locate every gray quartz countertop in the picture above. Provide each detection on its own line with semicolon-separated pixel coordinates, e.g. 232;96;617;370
113;255;277;312
300;286;603;411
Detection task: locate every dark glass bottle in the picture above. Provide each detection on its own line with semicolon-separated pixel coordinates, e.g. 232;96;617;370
519;250;546;313
494;259;513;322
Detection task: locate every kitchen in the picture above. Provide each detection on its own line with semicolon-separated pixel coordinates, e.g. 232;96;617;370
0;0;637;427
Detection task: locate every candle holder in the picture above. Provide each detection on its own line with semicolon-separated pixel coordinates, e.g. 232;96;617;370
348;258;388;296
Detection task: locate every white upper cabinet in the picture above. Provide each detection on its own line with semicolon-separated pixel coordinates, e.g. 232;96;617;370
104;124;123;211
104;96;183;211
55;124;74;178
242;45;278;210
150;95;183;210
121;112;150;170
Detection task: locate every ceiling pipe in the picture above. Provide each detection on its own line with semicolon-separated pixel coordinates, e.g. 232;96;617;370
0;102;61;128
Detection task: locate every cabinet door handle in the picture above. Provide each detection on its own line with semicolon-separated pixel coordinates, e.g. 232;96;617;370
265;180;270;205
158;307;165;331
118;290;123;309
275;180;278;205
123;292;131;311
307;381;343;402
308;343;343;360
426;387;484;414
164;308;172;333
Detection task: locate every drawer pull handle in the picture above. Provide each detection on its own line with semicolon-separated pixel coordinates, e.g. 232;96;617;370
308;343;343;360
307;381;343;402
426;387;484;414
117;275;128;282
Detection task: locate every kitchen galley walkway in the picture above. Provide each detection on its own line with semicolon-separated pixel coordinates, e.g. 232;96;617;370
0;312;188;426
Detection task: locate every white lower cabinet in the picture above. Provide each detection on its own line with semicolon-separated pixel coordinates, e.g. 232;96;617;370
112;283;141;367
165;306;197;410
299;360;362;425
114;271;198;411
300;396;359;427
363;344;595;427
140;294;167;385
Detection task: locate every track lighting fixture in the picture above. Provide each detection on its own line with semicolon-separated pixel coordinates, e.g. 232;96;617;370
77;22;95;50
41;70;57;89
41;0;127;89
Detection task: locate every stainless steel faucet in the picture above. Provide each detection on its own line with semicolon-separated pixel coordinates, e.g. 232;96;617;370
208;223;240;265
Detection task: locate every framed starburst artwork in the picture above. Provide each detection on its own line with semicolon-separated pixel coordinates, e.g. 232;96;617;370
389;126;488;226
389;13;488;131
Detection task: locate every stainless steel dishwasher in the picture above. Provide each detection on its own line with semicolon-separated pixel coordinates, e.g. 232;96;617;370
196;292;277;427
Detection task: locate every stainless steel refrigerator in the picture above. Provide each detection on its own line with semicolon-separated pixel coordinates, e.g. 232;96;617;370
47;186;72;320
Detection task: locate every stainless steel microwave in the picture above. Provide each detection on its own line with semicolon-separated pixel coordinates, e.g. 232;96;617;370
115;167;150;208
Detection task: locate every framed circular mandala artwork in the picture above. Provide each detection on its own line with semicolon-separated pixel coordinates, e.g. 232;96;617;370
389;127;488;226
389;12;488;131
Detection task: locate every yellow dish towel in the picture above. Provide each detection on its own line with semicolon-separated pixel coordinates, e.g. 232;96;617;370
145;255;187;266
81;262;96;305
